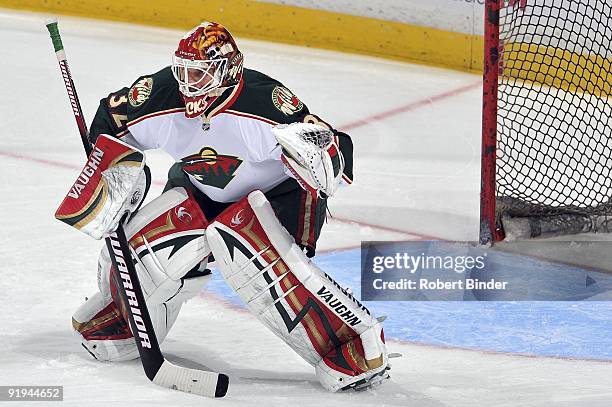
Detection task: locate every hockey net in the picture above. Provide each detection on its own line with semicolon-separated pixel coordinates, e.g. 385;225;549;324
480;0;612;243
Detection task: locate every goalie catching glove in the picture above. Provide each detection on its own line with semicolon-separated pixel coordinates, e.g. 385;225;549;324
55;134;149;239
273;123;345;198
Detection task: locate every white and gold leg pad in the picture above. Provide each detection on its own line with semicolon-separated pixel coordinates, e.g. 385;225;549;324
206;190;390;392
72;187;212;361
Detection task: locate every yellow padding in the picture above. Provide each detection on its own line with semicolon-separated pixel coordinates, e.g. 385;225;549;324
503;43;611;97
9;0;609;96
1;0;483;71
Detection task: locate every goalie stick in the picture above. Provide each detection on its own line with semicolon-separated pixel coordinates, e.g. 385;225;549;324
45;18;228;398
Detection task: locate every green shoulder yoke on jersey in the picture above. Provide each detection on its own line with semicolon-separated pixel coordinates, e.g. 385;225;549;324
228;68;310;124
126;66;184;125
228;68;354;183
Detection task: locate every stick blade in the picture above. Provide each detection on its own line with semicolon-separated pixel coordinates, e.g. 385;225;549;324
152;360;229;398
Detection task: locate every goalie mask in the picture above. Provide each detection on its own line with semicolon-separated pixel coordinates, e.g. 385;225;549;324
172;22;244;118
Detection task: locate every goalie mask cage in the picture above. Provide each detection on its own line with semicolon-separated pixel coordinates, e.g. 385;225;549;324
480;0;612;244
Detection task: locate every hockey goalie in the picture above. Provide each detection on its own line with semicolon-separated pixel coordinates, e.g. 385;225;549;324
55;22;390;392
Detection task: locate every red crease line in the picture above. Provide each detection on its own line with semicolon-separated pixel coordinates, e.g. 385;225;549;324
338;81;481;131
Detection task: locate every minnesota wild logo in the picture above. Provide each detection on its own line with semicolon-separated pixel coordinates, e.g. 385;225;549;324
180;147;242;189
128;77;153;107
272;86;303;116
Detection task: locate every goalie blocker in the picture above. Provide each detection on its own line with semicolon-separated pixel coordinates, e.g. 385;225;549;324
55;134;150;239
207;191;390;391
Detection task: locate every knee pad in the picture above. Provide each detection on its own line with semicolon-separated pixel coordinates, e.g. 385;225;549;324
96;187;211;304
207;190;390;391
125;187;211;303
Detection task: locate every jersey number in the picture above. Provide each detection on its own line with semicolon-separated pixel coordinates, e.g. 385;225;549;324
108;92;129;130
302;114;332;130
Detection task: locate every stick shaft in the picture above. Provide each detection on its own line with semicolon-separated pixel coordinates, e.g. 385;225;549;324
46;19;91;154
45;17;164;377
45;20;228;398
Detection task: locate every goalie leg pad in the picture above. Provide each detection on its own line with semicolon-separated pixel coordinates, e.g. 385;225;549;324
73;187;212;361
97;187;211;305
72;281;210;362
206;190;389;391
124;187;211;304
72;292;138;362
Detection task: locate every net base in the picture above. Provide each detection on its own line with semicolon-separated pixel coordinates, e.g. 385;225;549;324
497;197;612;240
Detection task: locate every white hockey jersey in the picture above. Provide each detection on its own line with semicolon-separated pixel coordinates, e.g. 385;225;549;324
88;67;354;203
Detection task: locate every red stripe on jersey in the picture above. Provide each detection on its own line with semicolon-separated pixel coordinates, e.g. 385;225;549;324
342;174;353;184
127;107;185;128
214;78;244;116
115;129;129;139
223;109;279;125
296;190;307;247
301;191;317;249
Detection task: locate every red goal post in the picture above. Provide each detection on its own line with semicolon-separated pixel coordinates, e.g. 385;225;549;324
479;0;612;244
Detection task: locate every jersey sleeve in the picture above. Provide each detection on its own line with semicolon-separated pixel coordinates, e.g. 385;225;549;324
89;87;130;144
88;87;145;150
229;69;355;184
89;67;183;151
264;82;354;184
124;68;185;150
335;131;354;184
